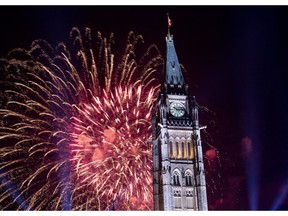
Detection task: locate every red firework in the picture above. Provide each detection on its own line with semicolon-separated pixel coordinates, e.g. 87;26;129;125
0;27;163;210
70;85;156;209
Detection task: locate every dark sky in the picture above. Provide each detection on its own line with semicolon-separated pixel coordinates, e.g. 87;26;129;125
1;6;288;210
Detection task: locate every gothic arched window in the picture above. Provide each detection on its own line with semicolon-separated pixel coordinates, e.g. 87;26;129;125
185;171;193;186
188;141;194;159
169;141;173;158
176;142;179;158
181;141;185;158
187;142;191;157
173;171;181;186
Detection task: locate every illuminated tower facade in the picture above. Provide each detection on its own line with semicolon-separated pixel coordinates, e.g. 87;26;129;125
152;33;208;210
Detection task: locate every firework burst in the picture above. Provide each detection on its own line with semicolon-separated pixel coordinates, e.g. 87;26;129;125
0;27;163;210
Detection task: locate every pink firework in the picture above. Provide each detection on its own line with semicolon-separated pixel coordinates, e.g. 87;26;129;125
0;27;163;210
70;85;156;210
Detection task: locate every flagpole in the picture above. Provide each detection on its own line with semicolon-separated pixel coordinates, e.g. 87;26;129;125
167;13;170;38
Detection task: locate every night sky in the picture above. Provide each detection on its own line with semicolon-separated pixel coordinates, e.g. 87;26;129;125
1;6;288;210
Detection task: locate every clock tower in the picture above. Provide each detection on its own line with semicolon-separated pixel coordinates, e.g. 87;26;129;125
152;32;208;210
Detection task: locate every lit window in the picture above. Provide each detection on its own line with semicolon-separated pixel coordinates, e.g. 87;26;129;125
169;141;173;157
187;142;190;157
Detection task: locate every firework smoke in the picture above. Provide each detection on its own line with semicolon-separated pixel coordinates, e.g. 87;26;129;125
0;27;163;210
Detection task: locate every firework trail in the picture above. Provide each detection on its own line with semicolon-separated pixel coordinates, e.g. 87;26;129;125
0;27;163;210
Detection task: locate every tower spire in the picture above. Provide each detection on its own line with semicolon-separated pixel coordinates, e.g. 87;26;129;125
165;18;185;86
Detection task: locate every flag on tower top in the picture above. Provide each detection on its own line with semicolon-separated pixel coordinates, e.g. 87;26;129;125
167;14;172;27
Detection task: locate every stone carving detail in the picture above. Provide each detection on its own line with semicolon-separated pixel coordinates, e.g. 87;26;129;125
174;189;181;197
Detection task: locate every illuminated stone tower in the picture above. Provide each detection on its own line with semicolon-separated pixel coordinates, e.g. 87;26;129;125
152;32;208;210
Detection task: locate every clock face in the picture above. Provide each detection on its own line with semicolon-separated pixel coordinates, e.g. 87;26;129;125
170;102;185;117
